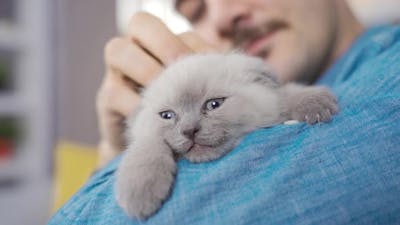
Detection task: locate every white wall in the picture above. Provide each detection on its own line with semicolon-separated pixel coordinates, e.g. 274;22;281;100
348;0;400;26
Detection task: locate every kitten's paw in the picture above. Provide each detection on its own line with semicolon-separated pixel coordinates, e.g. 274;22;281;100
116;154;176;220
291;87;338;124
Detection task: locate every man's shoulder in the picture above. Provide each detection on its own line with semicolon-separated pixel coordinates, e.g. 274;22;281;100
317;25;400;90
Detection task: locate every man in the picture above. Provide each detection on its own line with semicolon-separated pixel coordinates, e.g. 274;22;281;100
50;0;400;224
97;0;363;167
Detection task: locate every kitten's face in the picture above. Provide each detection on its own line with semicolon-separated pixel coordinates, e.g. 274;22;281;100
139;54;281;162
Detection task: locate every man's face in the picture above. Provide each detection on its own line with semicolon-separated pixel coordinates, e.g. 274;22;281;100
176;0;340;83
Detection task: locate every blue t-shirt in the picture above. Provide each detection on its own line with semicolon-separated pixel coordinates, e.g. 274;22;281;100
49;26;400;225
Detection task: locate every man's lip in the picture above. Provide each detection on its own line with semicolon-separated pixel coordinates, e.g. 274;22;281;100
244;29;279;55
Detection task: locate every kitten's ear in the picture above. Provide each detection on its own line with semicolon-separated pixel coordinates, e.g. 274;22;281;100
250;66;280;88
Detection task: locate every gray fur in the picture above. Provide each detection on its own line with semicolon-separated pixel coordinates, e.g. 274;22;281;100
116;53;338;220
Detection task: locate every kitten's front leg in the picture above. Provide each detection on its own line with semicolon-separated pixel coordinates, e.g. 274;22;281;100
280;83;339;124
116;140;176;220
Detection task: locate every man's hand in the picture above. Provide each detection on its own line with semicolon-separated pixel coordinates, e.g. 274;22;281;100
97;12;215;168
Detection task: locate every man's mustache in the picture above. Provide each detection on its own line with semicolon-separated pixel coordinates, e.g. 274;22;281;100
232;20;289;49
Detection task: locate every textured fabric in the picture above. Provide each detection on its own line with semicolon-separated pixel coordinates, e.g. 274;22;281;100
49;26;400;225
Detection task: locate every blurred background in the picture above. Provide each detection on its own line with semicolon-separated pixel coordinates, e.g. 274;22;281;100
0;0;398;224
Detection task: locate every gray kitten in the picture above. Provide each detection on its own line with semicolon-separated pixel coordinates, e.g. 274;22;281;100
116;53;338;220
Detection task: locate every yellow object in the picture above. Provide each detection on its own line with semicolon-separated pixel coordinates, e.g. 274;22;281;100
52;142;98;212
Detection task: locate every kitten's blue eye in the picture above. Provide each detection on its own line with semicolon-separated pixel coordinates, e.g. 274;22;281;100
204;98;225;111
159;110;176;120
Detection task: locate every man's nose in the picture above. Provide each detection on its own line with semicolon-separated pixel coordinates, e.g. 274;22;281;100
206;0;251;38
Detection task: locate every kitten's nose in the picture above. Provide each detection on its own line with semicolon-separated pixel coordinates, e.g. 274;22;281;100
182;127;200;139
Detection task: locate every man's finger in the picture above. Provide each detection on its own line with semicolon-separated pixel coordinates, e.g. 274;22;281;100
104;37;162;86
128;12;193;65
179;32;217;53
112;85;141;117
